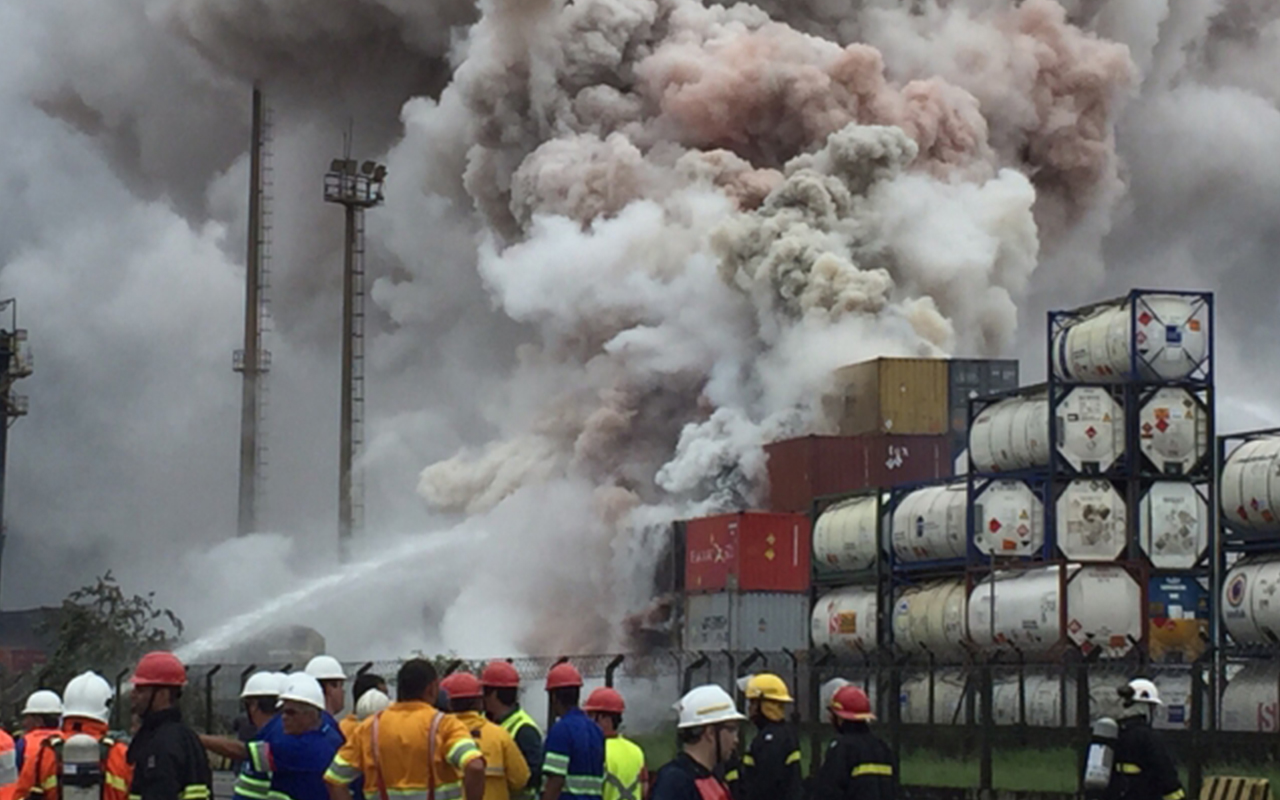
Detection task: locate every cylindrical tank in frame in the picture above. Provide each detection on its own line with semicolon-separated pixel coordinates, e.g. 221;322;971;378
890;483;967;562
892;580;968;661
900;668;969;725
991;672;1081;727
968;389;1123;473
1148;576;1209;663
1222;558;1280;645
1220;436;1280;534
1221;662;1280;732
974;480;1044;557
1138;388;1208;475
1052;294;1209;383
813;495;880;573
1140;482;1209;570
812;586;879;655
1056;479;1127;561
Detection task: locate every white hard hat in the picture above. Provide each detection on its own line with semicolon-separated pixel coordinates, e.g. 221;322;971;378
279;672;326;711
820;678;852;713
62;673;113;724
1122;678;1162;706
674;685;747;729
241;671;285;699
23;690;63;716
305;655;347;681
355;688;391;720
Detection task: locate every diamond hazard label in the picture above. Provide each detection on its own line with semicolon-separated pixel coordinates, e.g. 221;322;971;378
1086;426;1097;439
1143;422;1153;434
1138;311;1152;326
1068;619;1083;635
989;519;1002;533
1017;524;1029;536
1156;418;1169;433
1136;331;1147;345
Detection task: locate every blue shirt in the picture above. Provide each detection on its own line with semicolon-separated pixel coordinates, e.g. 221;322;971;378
246;718;344;800
542;708;605;800
234;713;344;800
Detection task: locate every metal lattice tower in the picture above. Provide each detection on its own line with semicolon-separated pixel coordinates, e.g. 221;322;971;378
234;85;274;536
0;300;30;606
324;151;385;562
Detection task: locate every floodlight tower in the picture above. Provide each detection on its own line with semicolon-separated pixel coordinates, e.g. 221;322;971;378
323;156;386;562
0;299;31;606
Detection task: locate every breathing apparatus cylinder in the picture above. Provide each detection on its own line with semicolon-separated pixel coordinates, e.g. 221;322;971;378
58;734;106;800
1083;717;1119;797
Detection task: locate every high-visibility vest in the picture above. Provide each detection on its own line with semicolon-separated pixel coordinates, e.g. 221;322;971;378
601;738;644;800
498;711;540;742
0;729;16;800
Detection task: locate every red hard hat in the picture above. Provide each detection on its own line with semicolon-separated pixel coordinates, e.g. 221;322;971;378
480;660;521;689
131;652;188;687
582;687;625;715
545;663;584;691
830;685;875;721
441;672;483;701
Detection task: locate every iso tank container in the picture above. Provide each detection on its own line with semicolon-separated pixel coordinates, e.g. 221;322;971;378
974;480;1045;557
683;592;809;651
890;483;967;562
900;669;970;725
826;358;949;437
765;434;951;513
892;580;968;661
1052;294;1209;383
812;587;879;655
1221;663;1280;732
968;388;1124;474
1221;436;1280;534
1056;480;1127;561
683;512;810;594
1149;576;1209;663
967;565;1143;658
813;495;881;573
991;672;1081;727
1221;558;1280;645
948;359;1020;458
1140;482;1209;570
1139;388;1209;475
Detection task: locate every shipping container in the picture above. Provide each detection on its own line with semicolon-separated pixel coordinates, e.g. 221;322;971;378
683;592;810;651
947;359;1019;455
765;434;952;513
827;358;949;437
683;512;810;594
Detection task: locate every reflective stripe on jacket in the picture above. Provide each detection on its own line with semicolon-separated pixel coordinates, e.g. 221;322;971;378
542;709;604;800
496;709;542;800
602;737;645;800
452;711;529;800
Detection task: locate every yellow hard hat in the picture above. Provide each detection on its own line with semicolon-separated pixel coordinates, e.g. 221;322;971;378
742;673;794;703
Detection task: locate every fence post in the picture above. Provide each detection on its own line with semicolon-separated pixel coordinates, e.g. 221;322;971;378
979;656;994;796
605;655;625;688
204;665;222;734
809;646;835;772
239;665;258;692
1189;646;1213;800
682;653;709;696
113;667;131;730
357;662;374;677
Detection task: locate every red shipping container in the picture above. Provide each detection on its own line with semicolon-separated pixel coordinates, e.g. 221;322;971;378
684;512;811;594
765;434;953;513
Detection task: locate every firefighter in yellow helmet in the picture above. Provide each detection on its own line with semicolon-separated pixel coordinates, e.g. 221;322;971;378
726;675;801;800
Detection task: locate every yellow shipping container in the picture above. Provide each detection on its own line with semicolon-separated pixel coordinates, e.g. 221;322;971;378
827;357;949;436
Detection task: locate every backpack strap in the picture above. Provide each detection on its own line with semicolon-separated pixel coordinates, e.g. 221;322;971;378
426;711;442;800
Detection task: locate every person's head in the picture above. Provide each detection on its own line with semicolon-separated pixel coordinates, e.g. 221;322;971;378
129;652;187;718
828;685;874;733
740;674;793;725
1118;678;1162;717
21;690;63;732
305;656;348;716
278;673;325;736
583;688;626;737
240;671;285;728
397;659;440;704
440;673;484;714
545;663;584;716
63;672;114;726
355;689;391;721
352;673;387;710
674;685;746;770
481;660;521;719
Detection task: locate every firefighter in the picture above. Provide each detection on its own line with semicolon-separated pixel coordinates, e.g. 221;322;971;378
125;651;213;800
731;674;801;800
1;728;17;800
582;689;646;800
15;692;62;773
541;663;604;800
15;672;132;800
341;675;388;742
1107;679;1185;800
323;658;486;800
440;672;530;800
481;661;544;800
353;691;389;722
650;685;746;800
807;686;895;800
242;673;343;800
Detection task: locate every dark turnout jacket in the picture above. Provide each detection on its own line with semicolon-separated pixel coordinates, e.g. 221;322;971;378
127;708;213;800
1106;716;1184;800
730;721;802;800
806;725;896;800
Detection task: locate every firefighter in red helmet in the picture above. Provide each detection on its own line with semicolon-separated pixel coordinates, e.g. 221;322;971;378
806;686;895;800
125;652;214;800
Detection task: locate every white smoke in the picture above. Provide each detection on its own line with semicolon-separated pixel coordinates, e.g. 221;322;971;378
2;0;1274;660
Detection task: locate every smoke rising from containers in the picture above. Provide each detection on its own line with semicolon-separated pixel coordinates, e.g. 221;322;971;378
0;0;1277;661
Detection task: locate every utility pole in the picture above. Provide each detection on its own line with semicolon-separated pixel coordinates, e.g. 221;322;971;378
0;299;31;607
234;84;274;536
323;153;386;562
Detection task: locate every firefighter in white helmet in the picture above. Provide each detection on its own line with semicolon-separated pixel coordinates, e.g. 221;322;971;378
15;692;62;773
1106;679;1184;800
649;686;746;800
243;674;343;800
15;672;132;800
197;672;286;800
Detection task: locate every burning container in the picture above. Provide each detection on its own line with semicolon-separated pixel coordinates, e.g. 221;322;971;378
826;357;949;437
765;434;952;513
682;512;810;594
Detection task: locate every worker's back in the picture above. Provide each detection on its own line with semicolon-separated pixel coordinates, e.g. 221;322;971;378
127;708;213;800
453;711;529;800
807;725;896;800
19;719;132;800
543;708;604;800
0;729;16;800
1107;716;1184;800
602;736;645;800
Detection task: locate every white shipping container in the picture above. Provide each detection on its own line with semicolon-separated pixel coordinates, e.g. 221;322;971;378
1140;482;1208;569
813;495;881;572
968;389;1123;473
684;592;810;652
1139;388;1208;475
1056;480;1127;561
891;484;967;562
1052;294;1209;383
1221;436;1280;534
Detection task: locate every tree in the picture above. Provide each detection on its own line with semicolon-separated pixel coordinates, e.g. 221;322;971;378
39;571;184;690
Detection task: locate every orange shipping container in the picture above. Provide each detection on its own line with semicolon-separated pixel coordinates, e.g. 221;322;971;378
765;434;952;513
683;512;811;594
827;358;949;436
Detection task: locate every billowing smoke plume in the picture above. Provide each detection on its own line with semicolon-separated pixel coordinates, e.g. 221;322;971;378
2;0;1276;659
